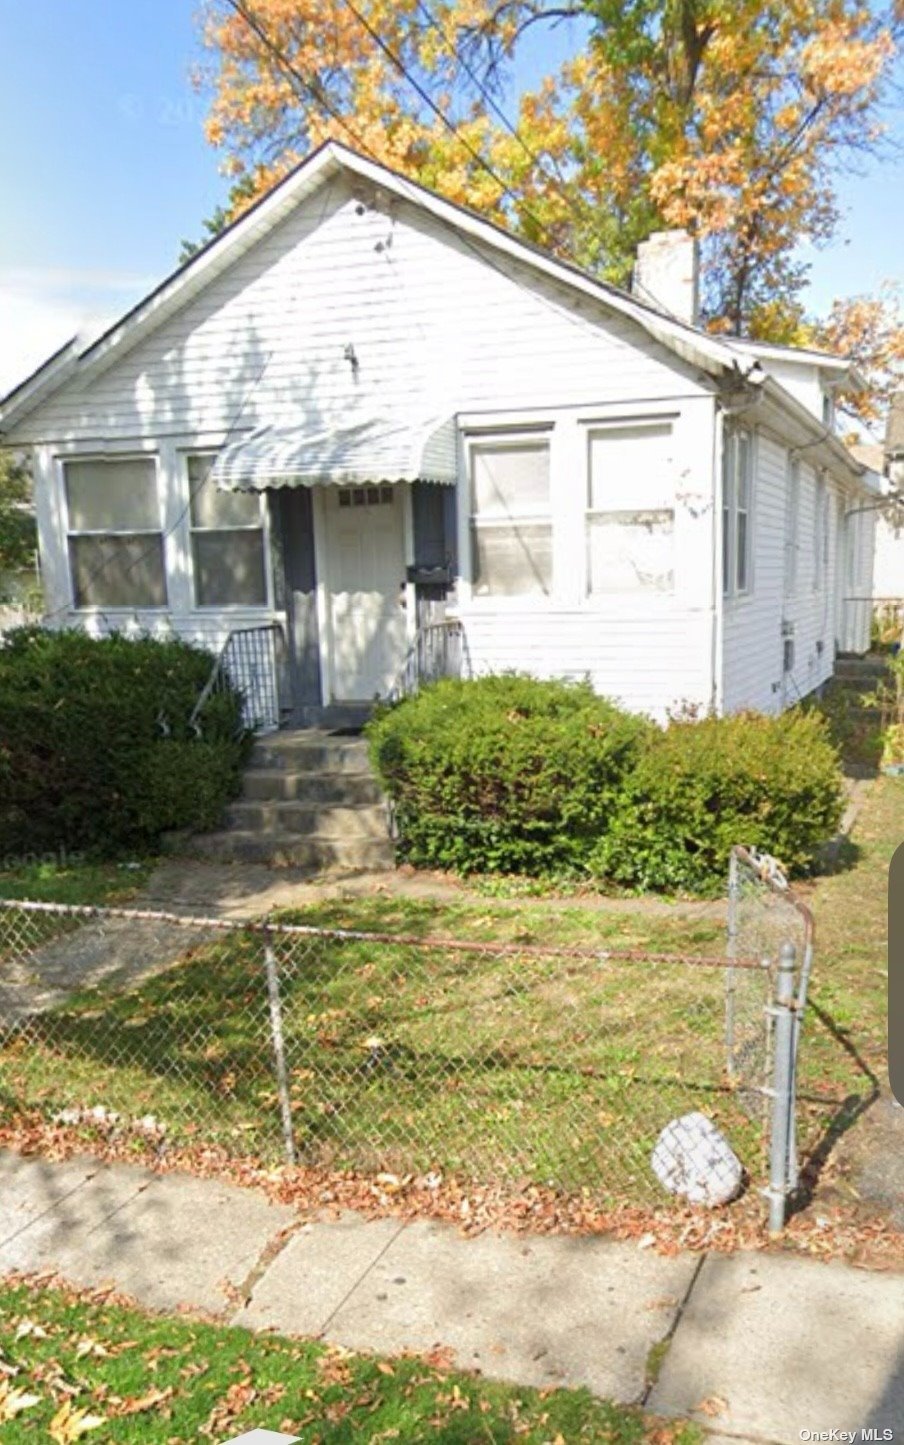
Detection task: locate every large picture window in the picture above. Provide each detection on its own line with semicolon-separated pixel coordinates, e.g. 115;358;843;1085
470;438;552;597
586;422;674;595
723;428;753;597
188;454;267;608
65;457;166;608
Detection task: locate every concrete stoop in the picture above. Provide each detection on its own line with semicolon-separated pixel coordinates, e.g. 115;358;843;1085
184;730;395;872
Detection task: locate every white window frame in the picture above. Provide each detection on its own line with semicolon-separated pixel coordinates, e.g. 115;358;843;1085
62;453;168;613
722;427;754;600
584;419;676;599
185;451;272;612
467;431;554;603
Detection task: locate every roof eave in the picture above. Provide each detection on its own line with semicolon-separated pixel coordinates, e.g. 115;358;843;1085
0;338;80;438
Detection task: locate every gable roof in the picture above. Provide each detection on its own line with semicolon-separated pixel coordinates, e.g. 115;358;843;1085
0;139;863;482
0;140;755;432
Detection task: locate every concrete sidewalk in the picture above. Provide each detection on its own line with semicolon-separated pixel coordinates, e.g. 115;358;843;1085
1;1151;901;1442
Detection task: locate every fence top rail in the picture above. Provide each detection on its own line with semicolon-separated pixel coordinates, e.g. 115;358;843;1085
0;895;769;971
730;844;815;945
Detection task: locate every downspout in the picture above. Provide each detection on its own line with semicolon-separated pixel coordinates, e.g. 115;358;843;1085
711;400;724;715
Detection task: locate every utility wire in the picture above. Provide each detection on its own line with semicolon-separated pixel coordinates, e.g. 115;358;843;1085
336;0;557;244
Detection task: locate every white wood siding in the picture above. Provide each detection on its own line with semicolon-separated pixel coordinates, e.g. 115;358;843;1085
722;432;849;712
873;512;903;600
23;174;721;714
14;179;712;446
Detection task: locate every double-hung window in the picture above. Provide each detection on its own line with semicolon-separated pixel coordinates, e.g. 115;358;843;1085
470;437;552;597
586;422;674;595
723;428;753;597
64;456;166;609
187;454;268;608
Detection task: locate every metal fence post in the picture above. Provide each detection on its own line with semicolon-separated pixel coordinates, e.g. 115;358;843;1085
725;850;740;1077
264;932;297;1166
767;941;797;1233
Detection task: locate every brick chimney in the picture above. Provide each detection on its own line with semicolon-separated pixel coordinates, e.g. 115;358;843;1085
886;390;904;491
632;230;700;327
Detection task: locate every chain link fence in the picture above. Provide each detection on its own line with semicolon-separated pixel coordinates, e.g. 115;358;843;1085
0;876;813;1226
727;846;815;1229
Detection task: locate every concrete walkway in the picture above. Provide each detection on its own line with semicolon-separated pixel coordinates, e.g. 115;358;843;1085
1;1151;901;1441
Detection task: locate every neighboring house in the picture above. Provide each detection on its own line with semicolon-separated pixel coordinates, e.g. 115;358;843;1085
0;141;880;725
871;394;904;605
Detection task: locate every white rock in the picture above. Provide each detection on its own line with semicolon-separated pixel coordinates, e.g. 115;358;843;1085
651;1111;742;1207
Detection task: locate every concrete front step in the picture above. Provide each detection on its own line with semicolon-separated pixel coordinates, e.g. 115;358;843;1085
225;800;389;839
188;831;395;871
835;655;892;680
241;768;383;805
251;736;371;773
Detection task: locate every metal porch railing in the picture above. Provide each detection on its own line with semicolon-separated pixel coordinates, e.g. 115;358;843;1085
190;622;286;735
388;618;468;704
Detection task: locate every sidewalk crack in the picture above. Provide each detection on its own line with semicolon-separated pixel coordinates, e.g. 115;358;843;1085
317;1219;408;1338
0;1168;99;1250
640;1251;707;1408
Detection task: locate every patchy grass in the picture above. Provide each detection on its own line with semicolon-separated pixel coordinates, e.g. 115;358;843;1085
0;856;155;907
0;1276;700;1444
791;775;901;1199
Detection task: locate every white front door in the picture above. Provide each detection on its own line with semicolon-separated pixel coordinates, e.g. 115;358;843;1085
322;483;410;701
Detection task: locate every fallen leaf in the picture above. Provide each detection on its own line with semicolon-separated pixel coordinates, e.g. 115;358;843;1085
0;1380;41;1421
695;1393;729;1418
49;1400;105;1443
117;1386;174;1416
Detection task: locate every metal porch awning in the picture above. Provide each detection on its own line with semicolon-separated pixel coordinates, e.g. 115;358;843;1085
211;413;458;491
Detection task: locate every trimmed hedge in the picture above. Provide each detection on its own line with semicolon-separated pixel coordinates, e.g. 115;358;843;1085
0;628;250;857
589;708;844;894
367;674;651;875
367;676;844;892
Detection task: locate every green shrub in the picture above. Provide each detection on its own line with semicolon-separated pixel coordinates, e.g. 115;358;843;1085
367;674;652;875
0;627;250;857
591;708;844;894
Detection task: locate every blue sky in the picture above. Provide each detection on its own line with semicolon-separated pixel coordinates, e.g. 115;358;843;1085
1;0;902;394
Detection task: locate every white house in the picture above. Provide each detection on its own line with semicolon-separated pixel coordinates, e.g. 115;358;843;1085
0;141;880;726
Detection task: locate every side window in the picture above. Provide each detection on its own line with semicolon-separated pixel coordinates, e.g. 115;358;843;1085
469;438;552;597
188;454;268;607
64;457;166;608
723;428;753;598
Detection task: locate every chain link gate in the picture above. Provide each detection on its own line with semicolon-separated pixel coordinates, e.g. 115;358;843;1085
726;845;815;1231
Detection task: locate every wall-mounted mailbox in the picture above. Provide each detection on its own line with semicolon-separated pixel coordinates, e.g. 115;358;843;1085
407;564;451;587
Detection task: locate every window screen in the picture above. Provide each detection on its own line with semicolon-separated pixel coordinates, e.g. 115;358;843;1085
587;423;674;595
65;457;166;608
188;454;267;607
470;440;552;597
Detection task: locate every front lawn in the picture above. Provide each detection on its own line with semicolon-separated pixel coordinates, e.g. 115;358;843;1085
0;778;897;1227
0;856;155;907
0;1277;699;1443
0;897;751;1203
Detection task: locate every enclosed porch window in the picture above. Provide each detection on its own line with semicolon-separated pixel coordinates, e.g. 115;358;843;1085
469;438;552;597
64;456;166;609
187;453;268;607
586;422;674;595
